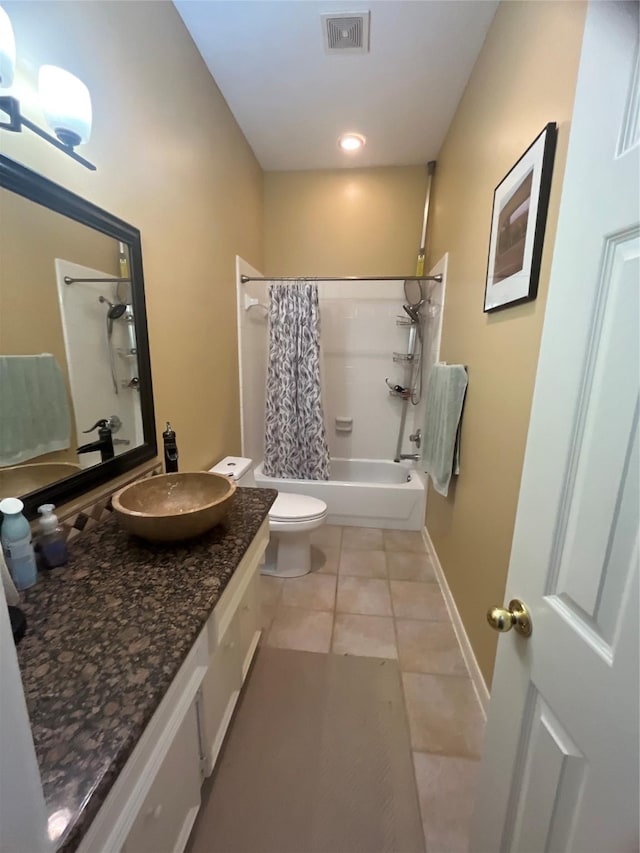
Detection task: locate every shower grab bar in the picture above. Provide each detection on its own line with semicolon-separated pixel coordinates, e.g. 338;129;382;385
240;274;443;284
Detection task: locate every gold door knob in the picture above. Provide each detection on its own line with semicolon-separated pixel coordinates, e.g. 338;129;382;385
486;598;532;637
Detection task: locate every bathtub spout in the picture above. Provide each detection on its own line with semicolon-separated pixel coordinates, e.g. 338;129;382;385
397;453;421;462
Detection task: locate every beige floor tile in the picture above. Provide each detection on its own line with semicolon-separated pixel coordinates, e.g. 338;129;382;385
391;580;449;621
281;573;336;611
339;549;387;578
267;607;333;653
336;576;392;616
413;752;479;853
260;575;284;608
342;526;384;550
310;524;343;548
260;604;277;632
332;614;397;659
397;620;467;676
310;545;339;574
384;529;427;553
387;551;436;582
402;672;484;758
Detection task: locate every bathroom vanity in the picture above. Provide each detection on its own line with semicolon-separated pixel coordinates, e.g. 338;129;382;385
16;486;277;852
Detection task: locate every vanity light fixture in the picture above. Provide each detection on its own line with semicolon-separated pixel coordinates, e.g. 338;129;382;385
338;132;366;153
39;65;92;150
0;8;95;170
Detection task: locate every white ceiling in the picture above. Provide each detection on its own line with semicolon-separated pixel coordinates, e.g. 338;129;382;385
174;1;498;171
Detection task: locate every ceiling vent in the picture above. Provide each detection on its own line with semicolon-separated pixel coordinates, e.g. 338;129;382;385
321;12;370;55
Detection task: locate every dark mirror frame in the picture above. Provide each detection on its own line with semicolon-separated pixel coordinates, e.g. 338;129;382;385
0;155;157;518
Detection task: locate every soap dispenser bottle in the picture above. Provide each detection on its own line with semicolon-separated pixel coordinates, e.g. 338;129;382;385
0;497;37;590
36;504;69;569
163;422;179;473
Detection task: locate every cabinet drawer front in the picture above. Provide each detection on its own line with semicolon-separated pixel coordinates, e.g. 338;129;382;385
210;519;268;646
123;703;201;853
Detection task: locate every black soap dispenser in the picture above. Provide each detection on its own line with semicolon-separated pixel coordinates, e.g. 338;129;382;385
163;422;179;473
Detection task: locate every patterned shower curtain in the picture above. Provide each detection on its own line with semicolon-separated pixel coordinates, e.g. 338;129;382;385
263;282;330;480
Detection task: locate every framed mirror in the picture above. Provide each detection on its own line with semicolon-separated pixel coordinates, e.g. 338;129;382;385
0;155;157;517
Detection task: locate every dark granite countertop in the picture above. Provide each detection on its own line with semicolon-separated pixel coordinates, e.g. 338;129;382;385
16;486;277;852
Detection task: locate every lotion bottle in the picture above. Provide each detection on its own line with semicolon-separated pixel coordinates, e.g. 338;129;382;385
36;504;69;568
0;498;37;590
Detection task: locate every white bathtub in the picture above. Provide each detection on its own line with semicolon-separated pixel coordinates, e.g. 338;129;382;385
254;458;426;530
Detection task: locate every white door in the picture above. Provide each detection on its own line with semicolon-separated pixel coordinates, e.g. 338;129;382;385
0;579;50;851
471;3;639;851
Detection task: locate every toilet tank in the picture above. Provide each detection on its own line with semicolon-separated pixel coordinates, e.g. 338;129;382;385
209;456;256;486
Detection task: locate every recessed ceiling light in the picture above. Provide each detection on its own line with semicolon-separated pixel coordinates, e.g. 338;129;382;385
338;133;366;153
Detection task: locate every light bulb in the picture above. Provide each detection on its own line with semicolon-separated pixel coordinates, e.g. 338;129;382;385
39;64;92;147
0;5;16;89
338;133;366;153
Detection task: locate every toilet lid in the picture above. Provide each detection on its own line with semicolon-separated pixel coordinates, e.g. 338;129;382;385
269;492;327;522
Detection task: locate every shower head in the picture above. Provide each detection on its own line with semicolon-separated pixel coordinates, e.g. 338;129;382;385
99;295;127;319
403;303;422;323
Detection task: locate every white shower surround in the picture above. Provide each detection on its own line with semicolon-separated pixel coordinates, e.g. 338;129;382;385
235;255;447;529
254;458;426;531
55;259;143;469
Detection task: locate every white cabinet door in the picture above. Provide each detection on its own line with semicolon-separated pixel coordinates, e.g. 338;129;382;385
122;702;201;853
197;525;266;776
238;570;261;680
198;614;242;776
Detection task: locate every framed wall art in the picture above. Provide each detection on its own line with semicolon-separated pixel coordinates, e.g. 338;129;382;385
483;122;557;312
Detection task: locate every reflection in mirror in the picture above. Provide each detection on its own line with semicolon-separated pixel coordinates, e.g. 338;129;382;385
56;257;142;470
0;156;156;514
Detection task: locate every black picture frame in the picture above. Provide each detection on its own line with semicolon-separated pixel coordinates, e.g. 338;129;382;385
0;155;157;517
483;122;557;313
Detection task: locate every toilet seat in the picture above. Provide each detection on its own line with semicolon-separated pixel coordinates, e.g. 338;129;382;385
269;492;327;523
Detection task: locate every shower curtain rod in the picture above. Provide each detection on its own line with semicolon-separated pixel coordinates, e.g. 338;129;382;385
64;276;131;285
240;274;443;284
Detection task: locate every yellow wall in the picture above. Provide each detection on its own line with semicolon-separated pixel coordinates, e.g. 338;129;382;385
264;167;428;277
425;1;586;687
1;0;263;481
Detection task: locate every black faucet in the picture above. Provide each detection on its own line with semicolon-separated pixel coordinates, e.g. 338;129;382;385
77;419;115;462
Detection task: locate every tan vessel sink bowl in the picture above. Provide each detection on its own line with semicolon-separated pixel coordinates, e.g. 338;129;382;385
112;472;236;542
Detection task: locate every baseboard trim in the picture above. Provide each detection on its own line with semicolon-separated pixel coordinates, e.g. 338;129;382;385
421;526;490;718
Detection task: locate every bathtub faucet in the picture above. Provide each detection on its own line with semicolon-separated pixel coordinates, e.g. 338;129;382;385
396;453;421;462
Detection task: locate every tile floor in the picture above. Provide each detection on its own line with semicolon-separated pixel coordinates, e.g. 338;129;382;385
260;524;484;853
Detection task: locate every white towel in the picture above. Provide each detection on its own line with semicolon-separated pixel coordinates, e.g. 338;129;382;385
0;354;71;466
422;363;468;497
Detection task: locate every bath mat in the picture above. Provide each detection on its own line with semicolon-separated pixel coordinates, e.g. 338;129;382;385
187;647;425;853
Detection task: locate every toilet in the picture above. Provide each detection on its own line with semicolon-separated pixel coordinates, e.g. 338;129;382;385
209;456;327;577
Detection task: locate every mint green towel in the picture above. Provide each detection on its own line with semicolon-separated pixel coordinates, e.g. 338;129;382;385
422;363;468;497
0;354;71;466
